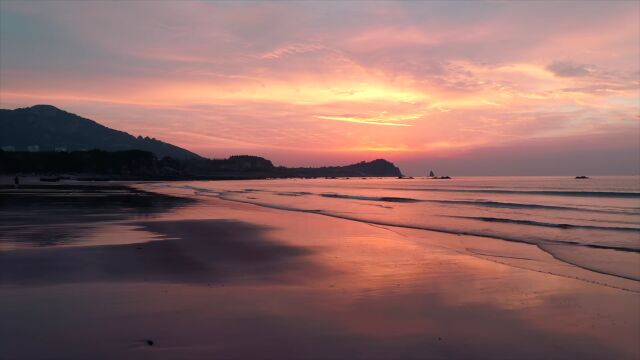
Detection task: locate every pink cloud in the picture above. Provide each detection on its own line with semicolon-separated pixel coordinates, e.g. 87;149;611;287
0;1;638;174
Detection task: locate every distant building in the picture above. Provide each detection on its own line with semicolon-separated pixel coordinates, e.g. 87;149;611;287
27;145;40;152
54;147;67;152
1;146;15;151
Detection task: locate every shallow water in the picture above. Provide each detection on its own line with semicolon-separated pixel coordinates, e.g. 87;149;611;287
1;181;639;359
147;176;640;281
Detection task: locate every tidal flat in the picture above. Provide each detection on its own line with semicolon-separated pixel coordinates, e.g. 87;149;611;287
1;180;639;359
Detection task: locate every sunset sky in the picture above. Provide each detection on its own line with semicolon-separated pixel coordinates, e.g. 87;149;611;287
1;1;638;175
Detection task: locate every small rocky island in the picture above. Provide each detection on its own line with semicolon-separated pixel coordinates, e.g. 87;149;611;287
427;170;451;179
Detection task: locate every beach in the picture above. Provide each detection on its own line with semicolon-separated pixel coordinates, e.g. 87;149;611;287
1;178;639;359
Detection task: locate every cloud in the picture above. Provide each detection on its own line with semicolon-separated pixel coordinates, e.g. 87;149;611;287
546;61;592;77
315;114;416;127
0;1;638;174
260;43;326;60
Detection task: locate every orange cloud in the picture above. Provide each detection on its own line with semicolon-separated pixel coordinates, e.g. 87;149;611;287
0;1;638;173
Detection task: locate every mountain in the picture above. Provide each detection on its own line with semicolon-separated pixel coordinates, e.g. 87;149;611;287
0;150;403;179
0;105;201;160
0;105;404;179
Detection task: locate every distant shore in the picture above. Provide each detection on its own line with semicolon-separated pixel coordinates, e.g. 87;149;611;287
0;149;403;180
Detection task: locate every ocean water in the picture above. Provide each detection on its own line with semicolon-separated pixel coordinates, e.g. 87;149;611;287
151;176;640;281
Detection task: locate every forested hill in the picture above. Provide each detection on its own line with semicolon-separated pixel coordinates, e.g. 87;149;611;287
0;150;402;179
0;105;403;179
0;105;201;160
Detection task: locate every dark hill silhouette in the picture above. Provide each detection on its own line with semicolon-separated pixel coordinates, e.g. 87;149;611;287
0;105;403;179
284;159;402;178
0;150;402;179
0;105;201;160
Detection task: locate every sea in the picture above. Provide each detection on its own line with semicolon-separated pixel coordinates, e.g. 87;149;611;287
149;176;640;282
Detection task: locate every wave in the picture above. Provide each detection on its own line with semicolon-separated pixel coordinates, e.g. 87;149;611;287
315;192;631;214
157;184;640;252
277;192;313;197
320;193;420;203
144;184;640;283
217;194;640;254
385;188;640;198
168;185;635;215
451;216;640;233
425;199;580;210
147;182;640;285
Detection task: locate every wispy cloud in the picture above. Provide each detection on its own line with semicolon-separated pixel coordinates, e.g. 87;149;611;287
315;114;415;127
260;43;326;60
546;61;592;77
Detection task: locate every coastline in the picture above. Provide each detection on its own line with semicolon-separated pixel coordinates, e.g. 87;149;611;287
1;181;638;359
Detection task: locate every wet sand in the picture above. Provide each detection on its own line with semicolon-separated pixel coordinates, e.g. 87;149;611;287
1;185;639;359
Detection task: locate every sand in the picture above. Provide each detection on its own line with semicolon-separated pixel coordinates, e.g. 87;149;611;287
1;184;639;359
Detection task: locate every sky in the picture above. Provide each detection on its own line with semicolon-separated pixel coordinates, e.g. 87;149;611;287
0;0;638;175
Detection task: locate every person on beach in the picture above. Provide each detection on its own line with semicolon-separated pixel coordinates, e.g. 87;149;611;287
14;175;19;189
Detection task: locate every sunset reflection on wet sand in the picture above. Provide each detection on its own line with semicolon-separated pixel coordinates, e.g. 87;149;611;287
1;185;638;359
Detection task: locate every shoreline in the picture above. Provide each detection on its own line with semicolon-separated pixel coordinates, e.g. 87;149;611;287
4;181;635;285
3;181;638;285
1;181;639;359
